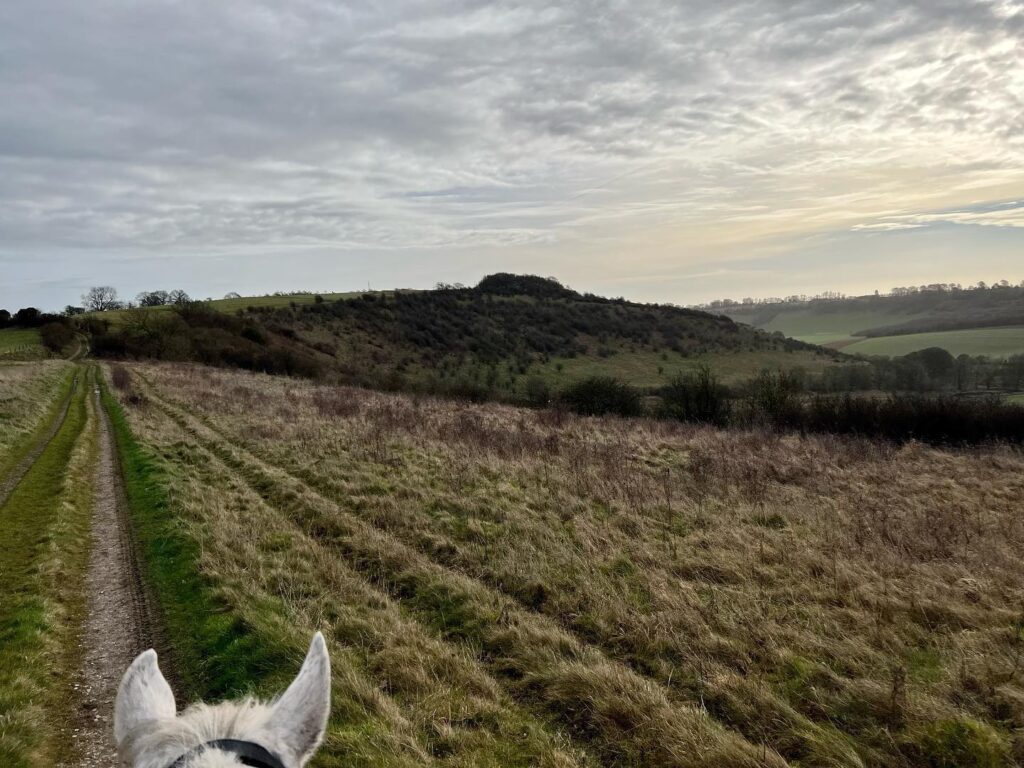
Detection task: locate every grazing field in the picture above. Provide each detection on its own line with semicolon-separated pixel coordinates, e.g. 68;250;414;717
0;328;46;359
755;309;924;346
843;326;1024;358
110;361;1024;768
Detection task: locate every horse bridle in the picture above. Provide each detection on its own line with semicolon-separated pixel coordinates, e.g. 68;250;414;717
167;739;286;768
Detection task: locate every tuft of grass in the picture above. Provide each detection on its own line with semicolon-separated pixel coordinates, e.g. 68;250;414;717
904;718;1010;768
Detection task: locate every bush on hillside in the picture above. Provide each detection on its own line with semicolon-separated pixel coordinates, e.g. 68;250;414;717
559;376;643;417
659;366;731;426
39;321;75;352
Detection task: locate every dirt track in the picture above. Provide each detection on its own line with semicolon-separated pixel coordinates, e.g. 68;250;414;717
64;384;153;767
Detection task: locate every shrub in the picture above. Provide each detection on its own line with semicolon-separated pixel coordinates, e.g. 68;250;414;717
559;377;643;417
524;377;551;407
110;365;131;391
39;322;75;352
905;718;1010;768
659;366;731;425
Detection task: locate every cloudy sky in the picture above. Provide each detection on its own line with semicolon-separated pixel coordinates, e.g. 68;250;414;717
1;0;1022;310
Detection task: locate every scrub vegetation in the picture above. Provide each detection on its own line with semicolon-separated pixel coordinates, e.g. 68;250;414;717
108;361;1024;768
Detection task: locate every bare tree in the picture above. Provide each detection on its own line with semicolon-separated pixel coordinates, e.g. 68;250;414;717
136;290;170;307
168;289;192;305
82;286;121;312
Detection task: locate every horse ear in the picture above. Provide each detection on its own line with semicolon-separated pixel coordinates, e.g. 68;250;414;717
264;633;331;764
114;649;177;747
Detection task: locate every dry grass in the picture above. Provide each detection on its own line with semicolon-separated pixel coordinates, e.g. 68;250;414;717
114;362;1024;767
0;361;72;468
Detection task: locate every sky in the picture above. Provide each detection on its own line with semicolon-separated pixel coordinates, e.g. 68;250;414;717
1;0;1022;311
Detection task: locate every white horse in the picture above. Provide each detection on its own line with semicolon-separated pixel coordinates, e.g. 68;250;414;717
113;633;331;768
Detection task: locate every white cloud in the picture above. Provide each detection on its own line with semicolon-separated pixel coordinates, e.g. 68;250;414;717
0;0;1022;308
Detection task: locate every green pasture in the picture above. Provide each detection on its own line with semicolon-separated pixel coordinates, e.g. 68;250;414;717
844;326;1024;359
0;329;44;358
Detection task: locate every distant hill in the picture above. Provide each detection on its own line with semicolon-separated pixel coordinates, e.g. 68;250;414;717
87;274;843;396
721;286;1024;358
245;273;845;396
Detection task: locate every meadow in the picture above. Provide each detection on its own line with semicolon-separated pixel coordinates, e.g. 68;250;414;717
108;361;1024;768
843;327;1024;359
0;329;46;359
0;361;73;475
755;310;924;347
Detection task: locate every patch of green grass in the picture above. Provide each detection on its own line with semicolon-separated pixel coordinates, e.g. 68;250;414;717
904;718;1010;768
729;308;924;345
906;646;944;684
0;328;45;358
844;326;1024;358
0;367;88;766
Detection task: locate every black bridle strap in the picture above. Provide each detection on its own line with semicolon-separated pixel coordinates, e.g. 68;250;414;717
167;739;286;768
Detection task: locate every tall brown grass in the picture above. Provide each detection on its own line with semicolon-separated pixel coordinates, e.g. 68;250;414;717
115;362;1024;768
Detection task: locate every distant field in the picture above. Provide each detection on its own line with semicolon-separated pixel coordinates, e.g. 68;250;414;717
844;326;1024;358
0;328;45;358
1007;392;1024;405
729;308;925;346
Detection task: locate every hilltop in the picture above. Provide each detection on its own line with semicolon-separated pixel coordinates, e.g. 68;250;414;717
718;284;1024;357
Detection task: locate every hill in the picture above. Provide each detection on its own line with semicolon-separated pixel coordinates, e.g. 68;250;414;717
88;274;843;398
720;285;1024;357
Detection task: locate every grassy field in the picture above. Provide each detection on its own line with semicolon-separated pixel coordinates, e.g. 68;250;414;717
110;361;1024;768
726;309;924;346
0;364;96;765
0;328;46;359
843;326;1024;358
0;362;74;475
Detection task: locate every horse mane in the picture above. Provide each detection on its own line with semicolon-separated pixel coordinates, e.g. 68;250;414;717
119;698;276;768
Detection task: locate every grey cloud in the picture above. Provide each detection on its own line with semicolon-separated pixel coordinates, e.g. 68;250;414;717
0;0;1022;308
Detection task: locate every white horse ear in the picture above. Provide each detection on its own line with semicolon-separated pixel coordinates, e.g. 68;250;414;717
114;649;177;747
264;633;331;764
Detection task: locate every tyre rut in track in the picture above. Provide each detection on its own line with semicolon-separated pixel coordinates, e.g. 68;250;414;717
63;383;156;768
